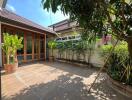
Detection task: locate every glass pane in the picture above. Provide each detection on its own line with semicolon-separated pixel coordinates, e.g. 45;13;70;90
34;55;38;59
27;55;32;60
34;34;39;54
17;55;24;63
27;34;32;54
40;35;44;53
40;54;44;59
17;32;24;54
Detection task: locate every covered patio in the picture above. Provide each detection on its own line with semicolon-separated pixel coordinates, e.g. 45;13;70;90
2;62;130;100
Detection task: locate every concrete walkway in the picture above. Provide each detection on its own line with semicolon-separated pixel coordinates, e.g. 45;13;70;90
1;62;131;100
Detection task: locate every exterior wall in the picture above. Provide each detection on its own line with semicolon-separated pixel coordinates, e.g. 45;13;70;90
0;22;2;67
48;20;112;67
55;28;82;42
1;24;47;66
49;28;111;67
52;41;104;67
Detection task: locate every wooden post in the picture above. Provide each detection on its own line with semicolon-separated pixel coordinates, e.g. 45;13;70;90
44;34;46;61
32;33;34;61
0;23;2;67
24;32;27;62
38;34;40;60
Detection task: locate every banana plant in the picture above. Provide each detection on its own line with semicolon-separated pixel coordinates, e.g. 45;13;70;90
48;40;57;57
1;33;23;64
1;33;12;64
10;35;23;63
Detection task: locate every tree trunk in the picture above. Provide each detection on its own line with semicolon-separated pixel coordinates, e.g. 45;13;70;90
127;39;132;59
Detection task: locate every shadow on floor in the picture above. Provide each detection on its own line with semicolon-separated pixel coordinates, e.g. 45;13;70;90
41;61;99;77
2;73;131;100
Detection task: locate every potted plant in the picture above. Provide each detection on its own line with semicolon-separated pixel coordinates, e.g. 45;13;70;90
10;34;23;70
1;33;23;74
48;40;57;62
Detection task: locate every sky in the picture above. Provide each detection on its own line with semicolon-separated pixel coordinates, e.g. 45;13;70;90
6;0;69;27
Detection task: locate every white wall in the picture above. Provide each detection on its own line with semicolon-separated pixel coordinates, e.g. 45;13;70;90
0;22;2;67
50;47;104;68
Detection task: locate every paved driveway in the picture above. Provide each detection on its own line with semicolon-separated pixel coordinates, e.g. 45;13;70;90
1;62;131;100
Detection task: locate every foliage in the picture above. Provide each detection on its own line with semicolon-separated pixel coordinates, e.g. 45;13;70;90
101;42;132;85
1;33;12;64
48;40;57;56
55;37;95;64
10;35;23;63
1;33;23;64
42;0;132;58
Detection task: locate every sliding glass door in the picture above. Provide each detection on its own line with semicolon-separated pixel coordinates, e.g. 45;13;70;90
2;24;46;65
26;33;33;61
34;34;40;60
16;31;24;63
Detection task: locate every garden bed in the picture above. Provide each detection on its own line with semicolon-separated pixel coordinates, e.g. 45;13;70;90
107;75;132;99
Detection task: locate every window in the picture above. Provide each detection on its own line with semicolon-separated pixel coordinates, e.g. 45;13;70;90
68;36;75;39
62;37;67;40
16;31;24;55
34;34;39;54
26;33;32;54
40;35;44;58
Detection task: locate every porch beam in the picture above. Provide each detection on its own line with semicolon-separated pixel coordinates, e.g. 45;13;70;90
1;22;46;35
44;34;46;61
0;22;2;67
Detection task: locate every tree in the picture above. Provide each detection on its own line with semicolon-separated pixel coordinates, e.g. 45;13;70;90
42;0;132;58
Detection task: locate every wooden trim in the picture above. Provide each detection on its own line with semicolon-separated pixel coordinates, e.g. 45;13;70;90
26;54;33;56
1;24;48;64
24;32;26;62
44;34;46;61
1;22;47;35
32;33;34;60
38;34;40;59
17;54;24;56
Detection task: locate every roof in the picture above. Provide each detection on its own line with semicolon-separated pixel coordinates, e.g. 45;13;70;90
49;19;79;32
48;19;69;27
0;8;56;34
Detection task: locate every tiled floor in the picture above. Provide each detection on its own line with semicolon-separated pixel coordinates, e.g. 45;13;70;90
1;61;131;100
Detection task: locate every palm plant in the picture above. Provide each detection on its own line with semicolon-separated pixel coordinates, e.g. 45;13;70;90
10;35;23;63
2;33;23;64
64;41;72;60
74;40;86;61
1;33;12;64
1;33;23;73
48;40;57;57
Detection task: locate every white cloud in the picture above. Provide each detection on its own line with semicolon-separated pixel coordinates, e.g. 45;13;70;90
40;7;69;26
6;4;16;12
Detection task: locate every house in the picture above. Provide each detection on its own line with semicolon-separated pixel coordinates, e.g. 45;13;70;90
49;19;112;67
49;19;83;42
0;0;56;67
49;19;112;44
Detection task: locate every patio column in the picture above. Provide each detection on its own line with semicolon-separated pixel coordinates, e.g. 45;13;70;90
44;34;46;61
0;23;2;67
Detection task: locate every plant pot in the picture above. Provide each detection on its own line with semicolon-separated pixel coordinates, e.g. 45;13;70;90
49;56;55;62
14;61;18;71
4;64;16;74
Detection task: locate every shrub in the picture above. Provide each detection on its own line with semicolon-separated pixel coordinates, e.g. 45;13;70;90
101;41;132;85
